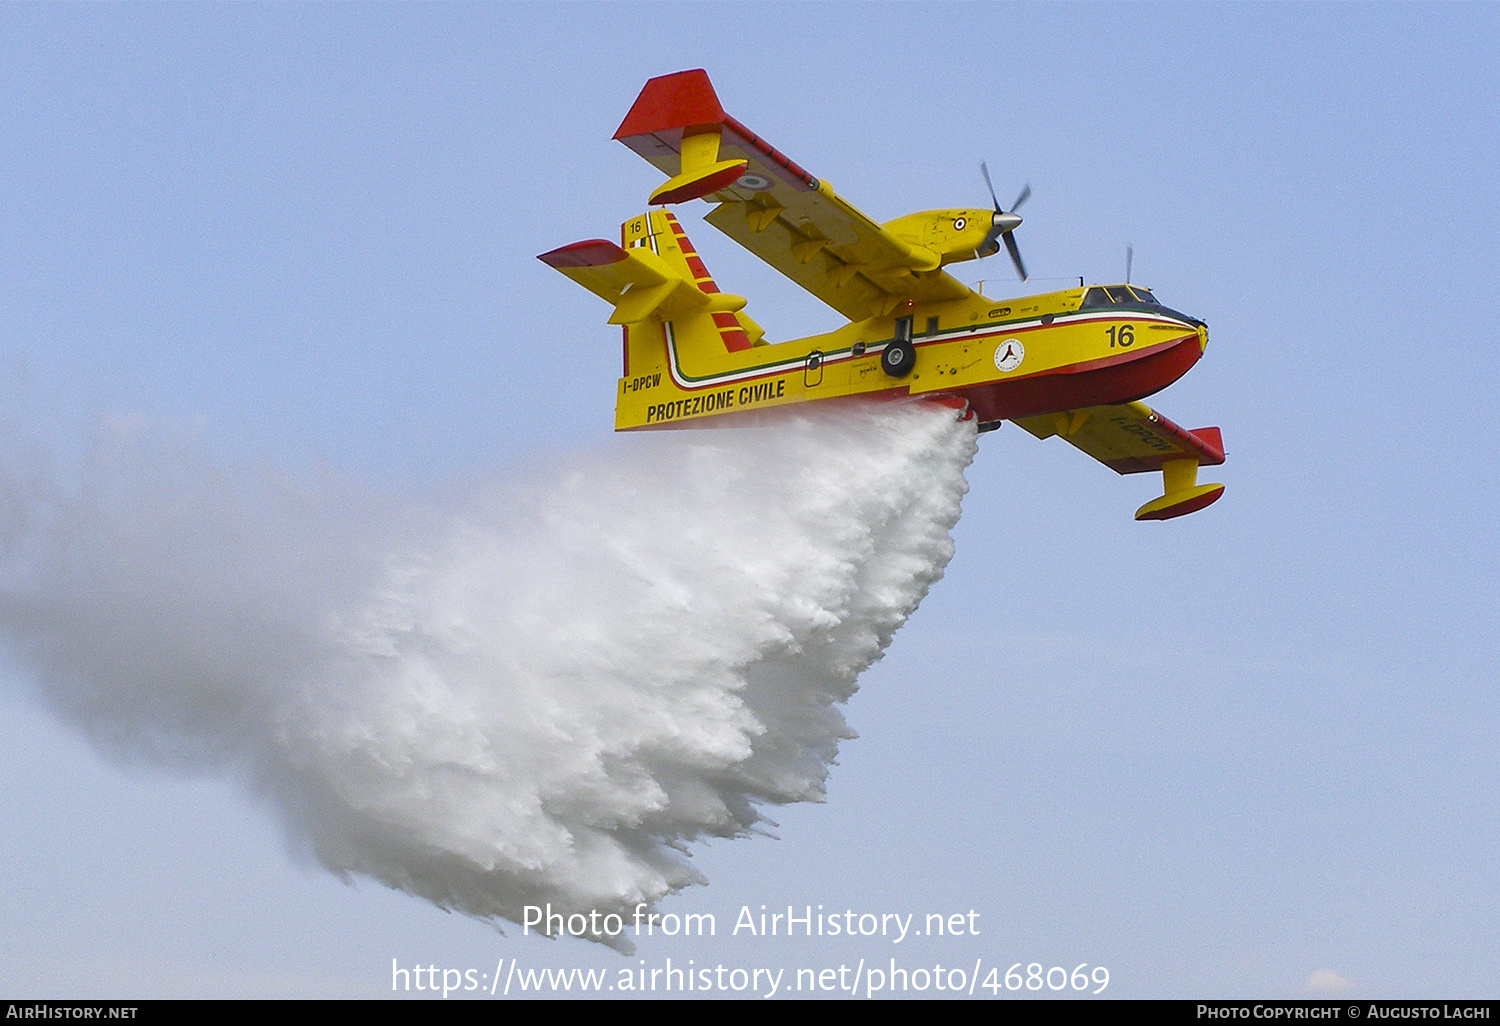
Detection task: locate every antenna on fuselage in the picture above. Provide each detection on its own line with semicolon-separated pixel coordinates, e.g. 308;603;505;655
1125;245;1134;285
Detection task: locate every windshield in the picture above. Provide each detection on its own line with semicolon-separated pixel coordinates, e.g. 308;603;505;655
1081;286;1160;308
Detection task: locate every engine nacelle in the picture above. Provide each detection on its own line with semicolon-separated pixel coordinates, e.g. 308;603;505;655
881;208;1000;267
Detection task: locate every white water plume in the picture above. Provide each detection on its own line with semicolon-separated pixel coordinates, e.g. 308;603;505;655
0;402;976;950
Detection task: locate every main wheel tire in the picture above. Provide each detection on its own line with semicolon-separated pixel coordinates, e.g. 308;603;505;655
881;339;916;378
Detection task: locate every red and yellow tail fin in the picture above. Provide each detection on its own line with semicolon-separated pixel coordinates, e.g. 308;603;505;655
632;210;762;353
539;210;764;374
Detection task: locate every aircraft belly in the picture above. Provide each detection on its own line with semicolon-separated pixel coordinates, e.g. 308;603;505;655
954;334;1204;423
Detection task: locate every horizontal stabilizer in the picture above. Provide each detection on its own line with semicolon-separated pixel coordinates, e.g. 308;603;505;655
538;239;742;325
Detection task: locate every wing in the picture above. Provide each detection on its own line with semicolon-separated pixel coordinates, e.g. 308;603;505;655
613;70;975;322
1014;402;1227;520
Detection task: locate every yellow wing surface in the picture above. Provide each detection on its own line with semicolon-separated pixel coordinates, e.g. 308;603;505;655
1014;402;1226;520
613;70;983;321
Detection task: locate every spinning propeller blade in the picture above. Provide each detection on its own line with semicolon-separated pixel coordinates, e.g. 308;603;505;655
978;161;1030;281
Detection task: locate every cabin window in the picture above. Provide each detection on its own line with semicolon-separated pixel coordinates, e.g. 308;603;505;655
1082;286;1160;308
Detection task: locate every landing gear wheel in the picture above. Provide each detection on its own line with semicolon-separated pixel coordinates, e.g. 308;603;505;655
881;339;916;378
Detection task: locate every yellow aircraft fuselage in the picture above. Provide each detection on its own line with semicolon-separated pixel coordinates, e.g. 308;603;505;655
610;208;1207;432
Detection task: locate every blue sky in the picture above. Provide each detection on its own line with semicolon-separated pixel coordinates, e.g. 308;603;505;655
0;2;1496;999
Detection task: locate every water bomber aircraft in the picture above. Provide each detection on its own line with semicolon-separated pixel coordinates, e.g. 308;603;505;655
540;70;1225;520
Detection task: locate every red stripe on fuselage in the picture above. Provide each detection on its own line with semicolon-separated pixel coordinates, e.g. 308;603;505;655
664;214;721;291
712;311;752;352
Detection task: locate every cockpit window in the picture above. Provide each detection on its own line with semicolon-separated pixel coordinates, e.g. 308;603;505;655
1081;285;1160;308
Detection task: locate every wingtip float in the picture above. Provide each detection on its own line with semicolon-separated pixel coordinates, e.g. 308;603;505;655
539;69;1225;521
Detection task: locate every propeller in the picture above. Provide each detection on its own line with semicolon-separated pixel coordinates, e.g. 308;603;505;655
979;161;1030;281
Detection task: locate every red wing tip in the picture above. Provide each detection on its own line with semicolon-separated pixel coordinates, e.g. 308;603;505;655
1190;426;1226;465
614;69;727;140
538;240;628;269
